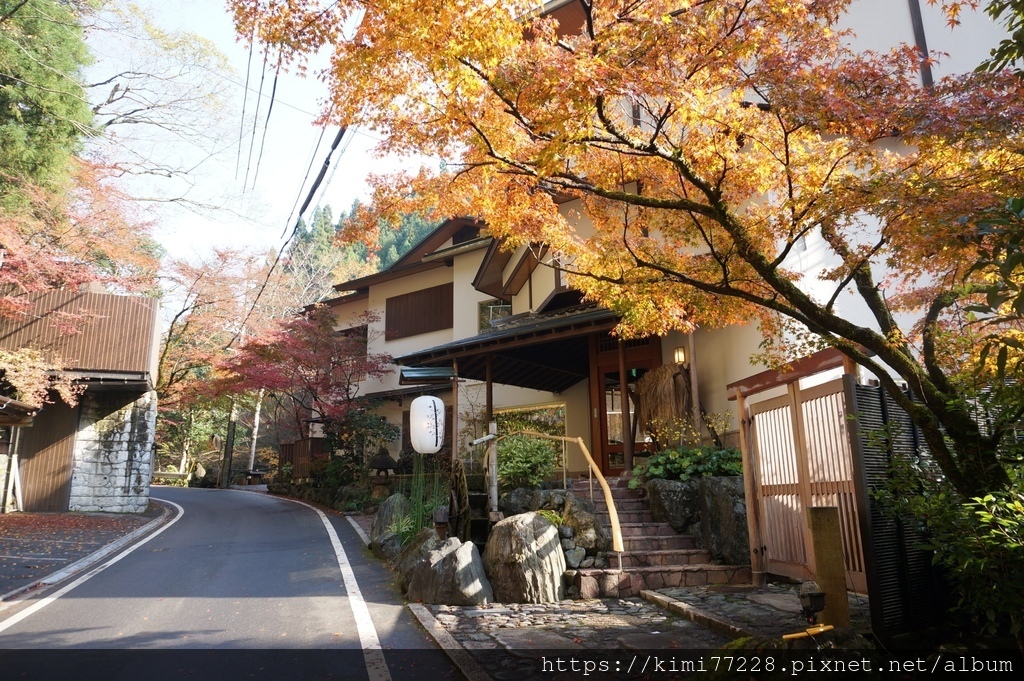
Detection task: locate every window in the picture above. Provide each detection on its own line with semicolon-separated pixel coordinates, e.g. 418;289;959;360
478;298;512;332
385;283;453;340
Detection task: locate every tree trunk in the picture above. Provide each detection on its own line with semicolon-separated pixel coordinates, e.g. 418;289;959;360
248;388;264;471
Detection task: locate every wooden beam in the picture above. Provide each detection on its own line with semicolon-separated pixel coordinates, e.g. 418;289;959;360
727;348;851;400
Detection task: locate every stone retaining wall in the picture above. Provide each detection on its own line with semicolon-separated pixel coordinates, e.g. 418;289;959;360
69;391;156;513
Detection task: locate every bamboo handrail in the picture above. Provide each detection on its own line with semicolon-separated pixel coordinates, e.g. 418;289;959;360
492;430;624;554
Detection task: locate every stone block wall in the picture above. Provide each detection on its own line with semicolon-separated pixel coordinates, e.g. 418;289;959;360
69;390;156;513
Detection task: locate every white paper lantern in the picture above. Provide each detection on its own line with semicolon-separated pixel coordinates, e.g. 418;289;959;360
410;395;445;454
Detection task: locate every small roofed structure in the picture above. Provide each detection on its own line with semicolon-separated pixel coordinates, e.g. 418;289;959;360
0;289;160;513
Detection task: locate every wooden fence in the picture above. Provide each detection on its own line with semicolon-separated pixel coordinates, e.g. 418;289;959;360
279;438;330;479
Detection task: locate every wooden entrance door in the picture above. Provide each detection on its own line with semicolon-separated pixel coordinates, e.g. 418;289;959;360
591;335;661;476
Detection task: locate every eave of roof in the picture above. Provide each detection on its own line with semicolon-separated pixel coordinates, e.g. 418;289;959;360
396;304;616;367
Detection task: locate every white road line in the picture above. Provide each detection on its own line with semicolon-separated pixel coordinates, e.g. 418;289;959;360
271;496;391;681
0;500;184;634
346;515;371;546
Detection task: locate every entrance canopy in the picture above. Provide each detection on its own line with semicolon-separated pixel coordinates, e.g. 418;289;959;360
395;305;616;394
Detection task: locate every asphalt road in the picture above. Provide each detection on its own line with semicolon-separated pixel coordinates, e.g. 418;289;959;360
0;487;463;681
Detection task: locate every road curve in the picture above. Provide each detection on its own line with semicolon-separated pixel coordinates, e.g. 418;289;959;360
0;487;462;681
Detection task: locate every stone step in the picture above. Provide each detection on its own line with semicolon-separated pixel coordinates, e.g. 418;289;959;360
613;548;711;568
620;534;697;551
570;485;643;500
596;509;654;524
570;564;752;599
592;498;648;512
569;477;630;489
619;522;676;537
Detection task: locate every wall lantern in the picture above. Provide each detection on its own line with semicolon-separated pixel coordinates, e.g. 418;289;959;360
673;346;687;366
410;395;445;454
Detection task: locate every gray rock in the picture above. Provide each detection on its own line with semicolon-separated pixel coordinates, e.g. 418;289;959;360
371;493;410;544
499;487;536;515
391;528;442;592
562;492;602;550
580;557;595;568
406;537;493;605
559;525;574;539
697;476;749;565
645;476;748;565
560;537;576;551
483;512;566;603
564;547;586;569
372;530;403;561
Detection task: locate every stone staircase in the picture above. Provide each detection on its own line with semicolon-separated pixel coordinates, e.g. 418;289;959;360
566;477;750;599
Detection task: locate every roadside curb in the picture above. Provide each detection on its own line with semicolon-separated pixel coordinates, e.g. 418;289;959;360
408;603;492;681
0;501;175;605
344;510;491;681
640;589;750;640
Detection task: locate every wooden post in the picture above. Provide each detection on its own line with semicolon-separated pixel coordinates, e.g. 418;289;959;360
688;331;701;441
487;421;499;520
808;506;850;627
736;389;766;586
451;360;459;464
618;339;633;472
788;382;817;576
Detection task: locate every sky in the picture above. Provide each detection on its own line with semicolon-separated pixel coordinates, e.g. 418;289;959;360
86;0;428;262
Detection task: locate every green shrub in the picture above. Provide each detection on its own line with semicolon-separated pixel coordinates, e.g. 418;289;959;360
877;458;1024;650
497;434;557;489
629;446;742;489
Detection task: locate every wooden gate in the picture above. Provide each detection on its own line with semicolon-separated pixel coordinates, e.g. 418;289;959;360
731;349;867;593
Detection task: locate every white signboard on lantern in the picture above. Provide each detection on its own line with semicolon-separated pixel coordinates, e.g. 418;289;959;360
410;395;445;454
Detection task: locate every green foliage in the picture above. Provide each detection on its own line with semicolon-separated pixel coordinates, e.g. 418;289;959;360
279;462;293;482
876;454;1024;648
317;453;360;489
394;455;447;545
387;513;415;544
977;0;1024;73
0;0;93;204
496;405;566;438
535;509;564;526
374;211;437;270
497;434;557;489
629;446;742;489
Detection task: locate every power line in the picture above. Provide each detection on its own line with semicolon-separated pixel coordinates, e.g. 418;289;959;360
250;60;282;190
235;37;255;181
226;126;349;350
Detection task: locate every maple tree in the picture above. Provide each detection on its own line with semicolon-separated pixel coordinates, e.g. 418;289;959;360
210;305;397;464
232;0;1024;498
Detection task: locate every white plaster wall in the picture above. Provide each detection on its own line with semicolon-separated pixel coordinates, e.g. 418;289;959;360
841;0;1006;78
69;391;156;513
453;248;494;338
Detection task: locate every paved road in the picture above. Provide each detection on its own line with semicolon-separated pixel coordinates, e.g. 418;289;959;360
0;487;463;681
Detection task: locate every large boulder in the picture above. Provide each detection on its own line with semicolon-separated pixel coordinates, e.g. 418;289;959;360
370;493;409;545
392;528;442;592
406;537;492;605
483;512;566;603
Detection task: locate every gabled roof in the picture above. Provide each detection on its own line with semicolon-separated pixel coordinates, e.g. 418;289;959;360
330;217;488;297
